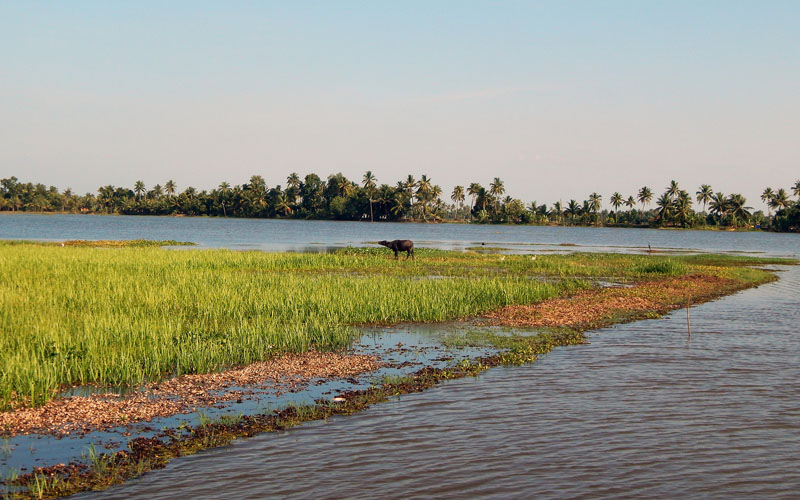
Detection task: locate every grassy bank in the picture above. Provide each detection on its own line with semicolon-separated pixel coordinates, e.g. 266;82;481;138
0;241;791;410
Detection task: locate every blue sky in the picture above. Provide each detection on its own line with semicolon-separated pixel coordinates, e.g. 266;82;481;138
2;1;798;209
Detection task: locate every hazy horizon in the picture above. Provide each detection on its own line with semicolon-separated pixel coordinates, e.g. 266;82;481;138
2;1;798;211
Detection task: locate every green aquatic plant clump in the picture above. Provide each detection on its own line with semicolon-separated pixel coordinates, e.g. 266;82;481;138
631;259;688;276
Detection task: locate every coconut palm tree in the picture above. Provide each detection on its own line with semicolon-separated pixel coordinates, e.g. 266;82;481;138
655;193;673;225
150;184;163;200
552;200;563;224
245;176;267;215
413;175;433;220
565;199;579;225
341;180;357;199
285;173;302;208
625;195;636;210
431;184;443;202
165;180;177;198
362;171;377;222
771;188;790;213
475;187;490;213
134;181;145;200
526;200;538;217
674;190;693;227
610;192;623;212
793;180;800;200
696;184;713;213
386;190;406;219
451;185;465;219
218;181;231;216
638;186;653;211
666;180;680;199
727;193;752;226
416;175;432;196
287;173;301;190
274;191;292;216
489;177;504;214
405;175;417;200
761;187;775;218
607;192;621;224
97;185;115;213
467;183;482;216
709;192;727;219
588;192;602;224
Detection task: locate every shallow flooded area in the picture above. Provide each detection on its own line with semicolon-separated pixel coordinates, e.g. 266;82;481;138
0;324;497;480
80;266;800;499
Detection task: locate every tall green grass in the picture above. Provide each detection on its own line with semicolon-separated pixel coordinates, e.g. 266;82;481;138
0;244;573;409
0;242;789;410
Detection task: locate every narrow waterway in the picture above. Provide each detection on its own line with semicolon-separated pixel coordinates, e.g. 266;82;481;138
83;266;800;499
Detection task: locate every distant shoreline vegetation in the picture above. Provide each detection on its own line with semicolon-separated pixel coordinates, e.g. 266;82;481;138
2;175;799;232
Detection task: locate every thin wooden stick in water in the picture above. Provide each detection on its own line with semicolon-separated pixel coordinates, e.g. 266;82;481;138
686;298;691;337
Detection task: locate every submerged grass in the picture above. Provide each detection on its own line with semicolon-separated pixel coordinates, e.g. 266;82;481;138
0;240;793;411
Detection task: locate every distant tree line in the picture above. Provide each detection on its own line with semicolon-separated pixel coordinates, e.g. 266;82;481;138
2;174;799;232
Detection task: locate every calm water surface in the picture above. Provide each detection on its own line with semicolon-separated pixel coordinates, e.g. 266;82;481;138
1;213;798;256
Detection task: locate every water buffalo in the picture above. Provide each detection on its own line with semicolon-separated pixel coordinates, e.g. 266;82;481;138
378;239;414;260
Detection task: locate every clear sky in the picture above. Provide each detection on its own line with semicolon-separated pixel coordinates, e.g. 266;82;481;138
1;0;798;210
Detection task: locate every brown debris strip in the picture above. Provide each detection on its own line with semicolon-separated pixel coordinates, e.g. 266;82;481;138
0;351;381;438
484;274;736;328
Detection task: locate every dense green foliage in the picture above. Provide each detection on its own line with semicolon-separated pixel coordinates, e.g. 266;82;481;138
2;176;799;231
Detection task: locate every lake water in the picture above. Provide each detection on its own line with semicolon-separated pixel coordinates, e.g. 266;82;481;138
5;214;800;498
1;213;798;256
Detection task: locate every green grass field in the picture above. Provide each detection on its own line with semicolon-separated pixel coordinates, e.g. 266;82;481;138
0;241;791;410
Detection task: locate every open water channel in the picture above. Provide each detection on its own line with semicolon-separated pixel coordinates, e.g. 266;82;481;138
2;214;799;498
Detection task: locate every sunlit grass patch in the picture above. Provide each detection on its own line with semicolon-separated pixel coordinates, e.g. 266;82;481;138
0;241;793;411
0;243;567;409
